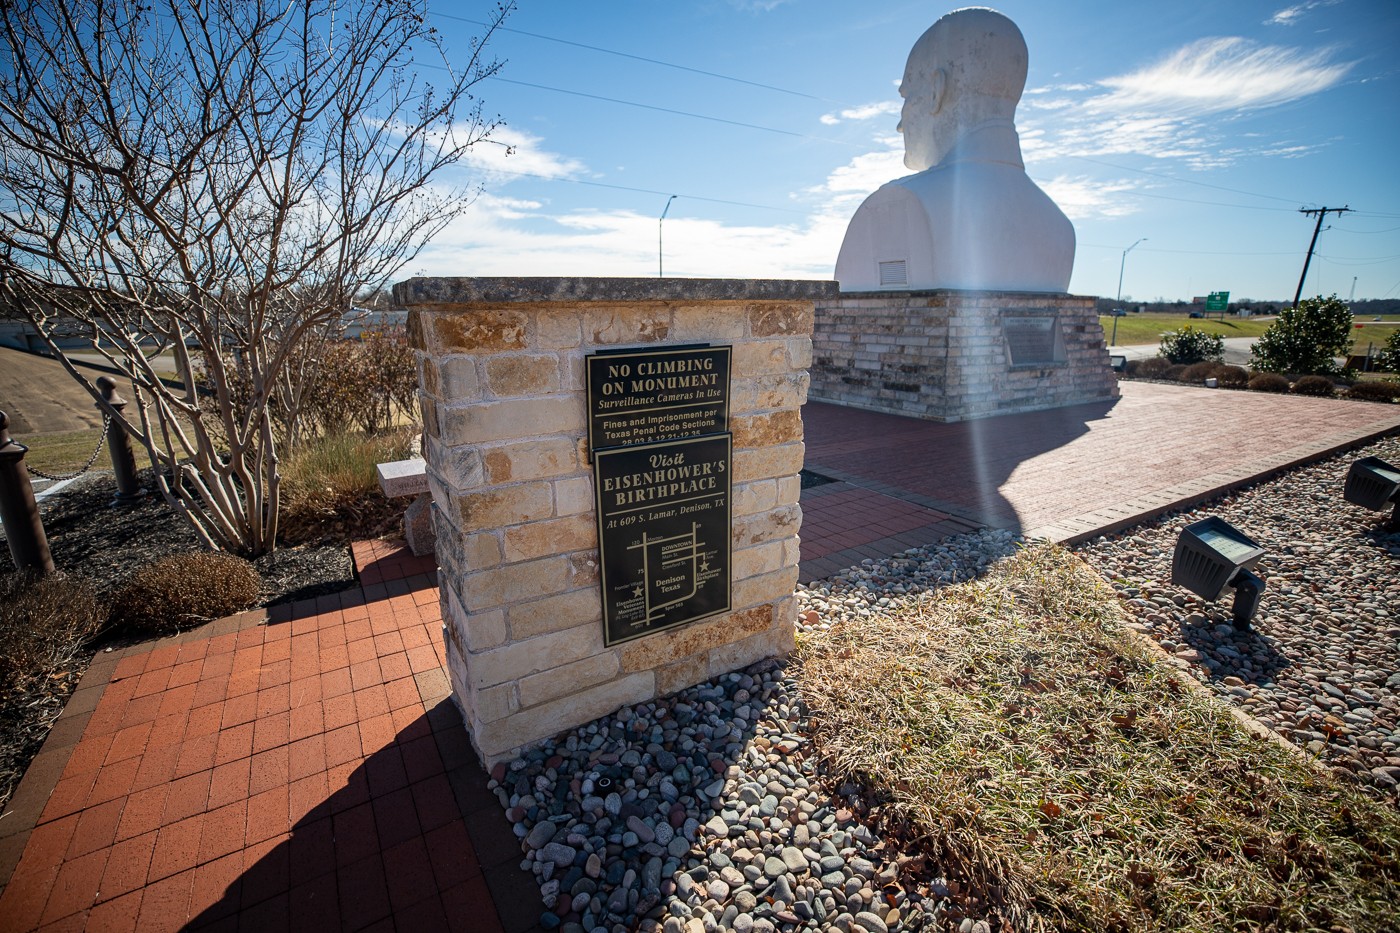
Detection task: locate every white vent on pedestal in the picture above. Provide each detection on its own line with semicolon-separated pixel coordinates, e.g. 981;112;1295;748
878;259;908;287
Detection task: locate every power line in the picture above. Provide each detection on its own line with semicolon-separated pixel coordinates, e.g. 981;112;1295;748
488;76;878;151
1078;244;1300;256
1026;176;1297;213
431;10;854;106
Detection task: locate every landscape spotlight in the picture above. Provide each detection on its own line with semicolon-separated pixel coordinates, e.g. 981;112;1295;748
1343;456;1400;524
1171;516;1266;630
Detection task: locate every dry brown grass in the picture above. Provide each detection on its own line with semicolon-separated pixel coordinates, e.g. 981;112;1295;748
797;544;1400;932
110;552;260;633
277;428;413;543
0;572;104;692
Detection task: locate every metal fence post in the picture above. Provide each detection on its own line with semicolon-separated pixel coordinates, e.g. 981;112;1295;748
0;410;55;573
97;376;146;506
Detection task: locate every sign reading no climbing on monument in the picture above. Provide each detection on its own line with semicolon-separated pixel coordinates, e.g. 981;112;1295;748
585;344;731;459
593;433;733;646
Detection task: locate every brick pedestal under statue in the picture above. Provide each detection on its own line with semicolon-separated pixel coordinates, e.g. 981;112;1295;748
809;289;1118;422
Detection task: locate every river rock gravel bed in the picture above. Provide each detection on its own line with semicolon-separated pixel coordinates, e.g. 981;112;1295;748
495;529;1027;933
1075;434;1400;796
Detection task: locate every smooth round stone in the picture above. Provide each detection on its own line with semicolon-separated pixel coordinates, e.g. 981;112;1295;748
732;914;754;933
585;854;602;878
526;821;558;849
781;847;806;873
539;912;561;930
734;890;758;912
707;880;730;901
667;836;690;858
605;793;623;815
853;910;888;933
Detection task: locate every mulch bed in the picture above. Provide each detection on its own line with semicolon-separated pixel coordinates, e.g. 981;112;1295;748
0;467;401;812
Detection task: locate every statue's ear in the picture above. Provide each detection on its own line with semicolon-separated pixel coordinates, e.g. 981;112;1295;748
930;69;946;114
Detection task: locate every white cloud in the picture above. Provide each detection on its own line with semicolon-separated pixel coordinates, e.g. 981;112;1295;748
1089;37;1353;115
820;100;901;124
1031;176;1144;219
727;0;792;12
1017;36;1354;168
1266;0;1343;26
460;126;586;181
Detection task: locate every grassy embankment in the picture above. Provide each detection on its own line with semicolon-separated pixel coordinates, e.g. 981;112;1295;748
799;544;1400;932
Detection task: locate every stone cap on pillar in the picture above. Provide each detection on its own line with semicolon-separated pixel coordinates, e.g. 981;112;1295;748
392;277;840;306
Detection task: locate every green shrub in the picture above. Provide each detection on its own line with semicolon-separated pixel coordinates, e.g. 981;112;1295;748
1159;326;1225;365
1250;295;1353;375
1291;375;1336;397
1248;372;1291;393
1345;381;1400;402
1214;365;1250;388
0;573;104;691
1136;357;1171;379
1372;328;1400;373
112;552;260;632
1178;361;1219;383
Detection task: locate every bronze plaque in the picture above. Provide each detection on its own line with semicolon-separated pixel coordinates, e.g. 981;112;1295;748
586;345;730;458
1002;315;1060;365
594;433;732;647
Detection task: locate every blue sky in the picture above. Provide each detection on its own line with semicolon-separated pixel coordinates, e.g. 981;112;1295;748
410;0;1400;302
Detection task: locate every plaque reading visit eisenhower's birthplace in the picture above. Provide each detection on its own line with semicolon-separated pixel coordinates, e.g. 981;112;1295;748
593;433;732;647
586;345;731;458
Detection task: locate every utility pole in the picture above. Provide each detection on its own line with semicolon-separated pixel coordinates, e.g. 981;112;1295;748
658;195;677;278
1292;206;1352;307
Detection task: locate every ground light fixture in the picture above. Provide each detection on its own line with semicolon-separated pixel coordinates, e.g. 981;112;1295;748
1343;456;1400;523
1171;516;1267;630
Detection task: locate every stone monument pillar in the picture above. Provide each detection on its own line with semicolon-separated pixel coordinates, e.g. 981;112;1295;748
395;277;836;766
812;7;1116;421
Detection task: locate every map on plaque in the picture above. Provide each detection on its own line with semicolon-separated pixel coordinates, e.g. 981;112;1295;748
1002;315;1061;365
593;433;732;646
585;344;731;459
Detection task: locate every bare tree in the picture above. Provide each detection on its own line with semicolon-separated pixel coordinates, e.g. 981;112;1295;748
0;0;509;554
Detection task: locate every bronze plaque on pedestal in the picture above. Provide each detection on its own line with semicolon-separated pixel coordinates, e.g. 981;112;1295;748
1002;315;1061;365
586;345;731;459
593;433;732;647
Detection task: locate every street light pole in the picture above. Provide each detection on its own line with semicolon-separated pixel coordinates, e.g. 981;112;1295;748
659;195;677;278
1117;238;1147;304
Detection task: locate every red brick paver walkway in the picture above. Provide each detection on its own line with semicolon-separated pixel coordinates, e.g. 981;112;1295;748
0;542;531;933
803;381;1400;542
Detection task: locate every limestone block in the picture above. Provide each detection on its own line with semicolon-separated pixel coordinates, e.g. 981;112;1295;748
733;442;804;483
587;306;670;345
731;341;787;377
707;627;790;679
460;556;568;612
445;585;507;652
482;437;577;484
467;621;603;690
455;482;554;533
518;650;620;708
732;540;786;581
535;311;581;349
419;393;441;439
432;310;528;353
509;587;602;640
472;672;655;761
472;681;517;723
568;550;600;589
732;504;802;548
405;493;436;557
730;410;802;449
670;304;746;341
655;652;710;696
732;479;777;517
426;356;480;401
618;605;773;673
425;437;484;491
439;396;585;446
377;459;429;497
561;351;586;392
503;513;597;564
748;304;813;338
730;373;807;413
555;475;594;516
776;475;800;506
733;566;799;608
485;354;560;397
